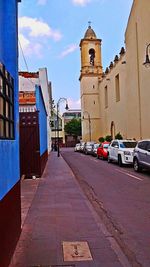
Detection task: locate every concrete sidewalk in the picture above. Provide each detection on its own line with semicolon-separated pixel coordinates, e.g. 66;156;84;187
10;151;129;267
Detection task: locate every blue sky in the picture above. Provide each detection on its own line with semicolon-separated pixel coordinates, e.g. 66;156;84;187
18;0;133;109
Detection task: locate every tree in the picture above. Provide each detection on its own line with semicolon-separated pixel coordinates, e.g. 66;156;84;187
115;132;123;140
98;136;105;143
64;119;81;137
105;135;112;142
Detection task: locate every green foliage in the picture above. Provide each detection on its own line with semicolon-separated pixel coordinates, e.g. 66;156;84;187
98;136;105;143
64;118;81;137
115;132;123;140
105;135;112;142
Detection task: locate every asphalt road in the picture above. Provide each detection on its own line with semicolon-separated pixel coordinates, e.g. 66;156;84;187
61;148;150;267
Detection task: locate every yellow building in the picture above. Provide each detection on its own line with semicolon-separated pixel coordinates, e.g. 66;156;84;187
80;0;150;142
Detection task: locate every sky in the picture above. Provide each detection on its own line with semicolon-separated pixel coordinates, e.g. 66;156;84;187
18;0;133;110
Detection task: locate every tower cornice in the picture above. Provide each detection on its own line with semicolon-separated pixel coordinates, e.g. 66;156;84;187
79;38;102;47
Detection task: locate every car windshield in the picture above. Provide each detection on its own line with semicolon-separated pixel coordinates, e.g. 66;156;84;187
94;144;99;148
120;142;137;148
103;144;109;148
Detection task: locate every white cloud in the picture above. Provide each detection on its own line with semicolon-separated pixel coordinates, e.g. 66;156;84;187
18;16;62;59
60;44;78;58
19;34;30;51
72;0;91;6
68;98;81;109
19;16;62;41
19;33;43;58
37;0;47;5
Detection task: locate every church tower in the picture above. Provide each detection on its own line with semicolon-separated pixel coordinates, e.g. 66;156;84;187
79;23;103;142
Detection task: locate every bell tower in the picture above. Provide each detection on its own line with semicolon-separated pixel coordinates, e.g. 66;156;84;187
79;23;103;142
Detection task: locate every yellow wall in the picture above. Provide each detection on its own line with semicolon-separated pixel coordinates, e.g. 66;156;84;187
125;0;150;139
99;54;127;139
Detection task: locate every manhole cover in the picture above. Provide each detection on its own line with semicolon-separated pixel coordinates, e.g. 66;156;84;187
62;241;93;262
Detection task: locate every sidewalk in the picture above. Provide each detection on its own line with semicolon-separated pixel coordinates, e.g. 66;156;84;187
10;151;129;267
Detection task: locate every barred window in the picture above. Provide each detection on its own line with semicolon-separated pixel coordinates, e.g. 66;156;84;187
105;85;108;108
115;74;120;102
0;63;14;139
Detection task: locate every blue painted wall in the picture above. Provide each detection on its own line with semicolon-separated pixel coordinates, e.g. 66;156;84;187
35;85;48;155
0;1;20;200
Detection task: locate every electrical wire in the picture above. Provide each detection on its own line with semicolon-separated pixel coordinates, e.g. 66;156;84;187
18;38;35;87
18;38;29;72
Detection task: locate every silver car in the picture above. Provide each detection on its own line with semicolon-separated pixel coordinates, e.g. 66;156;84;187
133;140;150;172
80;141;85;153
83;141;95;155
74;143;81;152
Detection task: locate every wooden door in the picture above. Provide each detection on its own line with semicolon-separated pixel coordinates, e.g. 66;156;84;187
20;111;40;178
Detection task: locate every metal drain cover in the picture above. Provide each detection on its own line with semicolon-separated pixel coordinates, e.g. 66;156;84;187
63;241;93;262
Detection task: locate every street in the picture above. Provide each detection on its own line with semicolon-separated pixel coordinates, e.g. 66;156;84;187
61;148;150;267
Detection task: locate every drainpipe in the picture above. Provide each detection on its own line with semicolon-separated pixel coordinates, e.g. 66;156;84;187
135;22;142;139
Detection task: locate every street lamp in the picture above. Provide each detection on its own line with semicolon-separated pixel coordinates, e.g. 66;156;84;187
83;111;91;141
143;43;150;68
57;97;69;157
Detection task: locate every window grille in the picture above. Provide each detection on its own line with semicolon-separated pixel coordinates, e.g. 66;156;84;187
115;74;120;102
0;63;14;139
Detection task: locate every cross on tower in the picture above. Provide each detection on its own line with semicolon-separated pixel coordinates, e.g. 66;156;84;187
88;21;91;28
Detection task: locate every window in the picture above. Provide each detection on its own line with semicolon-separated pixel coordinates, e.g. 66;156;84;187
138;141;147;150
112;141;118;147
0;63;14;139
146;141;150;151
89;48;95;66
105;85;108;108
115;74;120;102
120;141;137;148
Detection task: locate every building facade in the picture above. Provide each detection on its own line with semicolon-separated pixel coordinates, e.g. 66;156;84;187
19;69;52;152
19;86;48;177
0;1;21;266
125;0;150;140
80;0;150;142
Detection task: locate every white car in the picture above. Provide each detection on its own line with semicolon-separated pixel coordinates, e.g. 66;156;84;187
74;143;81;152
107;139;137;166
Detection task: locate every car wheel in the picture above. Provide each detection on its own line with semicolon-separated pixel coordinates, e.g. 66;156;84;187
118;155;123;167
97;155;99;159
133;158;142;172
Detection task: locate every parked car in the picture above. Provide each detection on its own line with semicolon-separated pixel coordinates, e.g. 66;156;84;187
97;142;110;159
83;141;95;155
133;139;150;172
74;143;81;152
80;141;85;153
91;143;100;156
107;139;137;166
